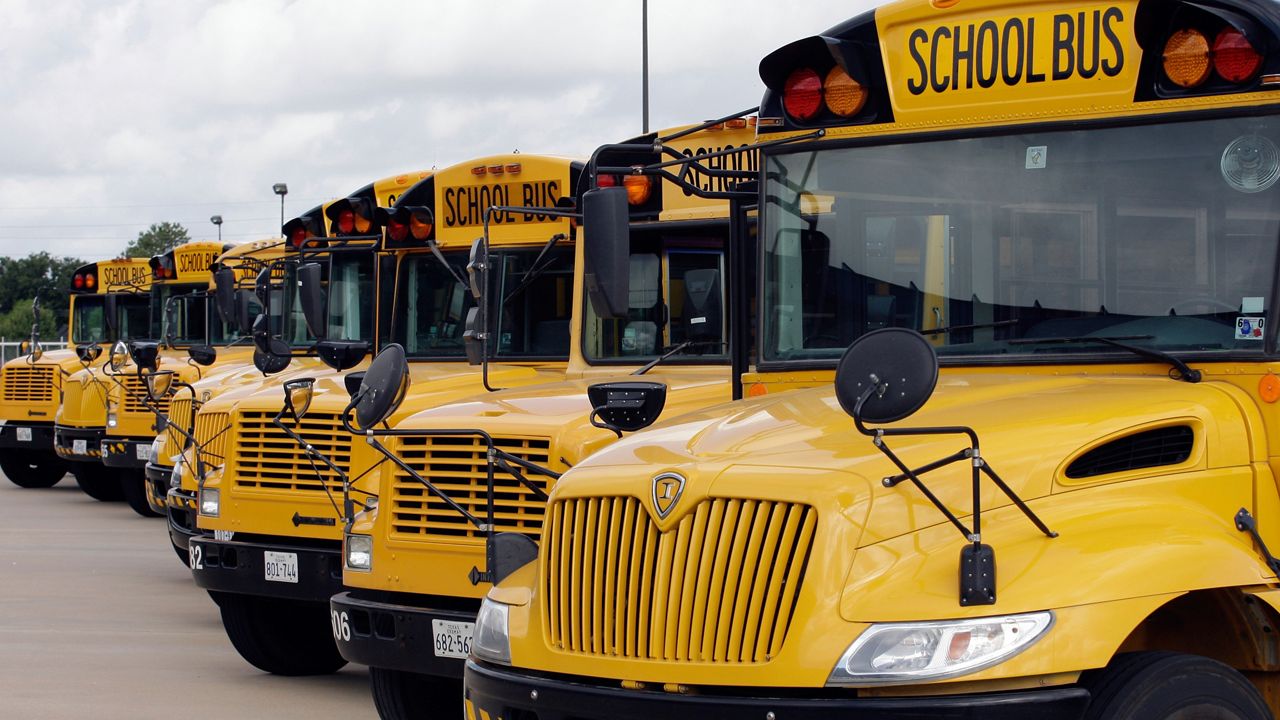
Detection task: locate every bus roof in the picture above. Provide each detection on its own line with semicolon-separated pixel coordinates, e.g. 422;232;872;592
151;240;229;285
71;257;153;294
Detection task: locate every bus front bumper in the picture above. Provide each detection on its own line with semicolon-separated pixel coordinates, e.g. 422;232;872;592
144;461;170;513
330;590;478;679
53;425;103;462
463;660;1091;720
0;421;55;451
100;437;153;469
165;489;197;555
189;536;341;603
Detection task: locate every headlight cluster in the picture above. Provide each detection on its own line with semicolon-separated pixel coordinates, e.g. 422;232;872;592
472;597;511;665
199;488;219;517
828;611;1053;685
345;534;373;572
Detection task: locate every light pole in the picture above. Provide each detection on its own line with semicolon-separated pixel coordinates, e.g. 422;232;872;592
210;215;223;243
642;0;649;133
272;183;288;236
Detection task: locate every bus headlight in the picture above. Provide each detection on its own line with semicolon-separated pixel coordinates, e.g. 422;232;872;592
472;597;511;665
106;411;118;429
345;534;372;572
169;456;184;489
827;611;1053;685
199;488;219;517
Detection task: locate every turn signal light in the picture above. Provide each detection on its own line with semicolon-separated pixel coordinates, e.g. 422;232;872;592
386;219;408;242
825;66;868;117
85;273;95;289
622;174;653;205
783;67;823;121
409;209;433;240
1213;28;1262;83
1163;29;1212;88
73;274;84;289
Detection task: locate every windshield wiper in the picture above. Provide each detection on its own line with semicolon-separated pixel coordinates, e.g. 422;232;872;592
632;340;726;376
502;233;566;305
1007;335;1201;383
920;319;1020;336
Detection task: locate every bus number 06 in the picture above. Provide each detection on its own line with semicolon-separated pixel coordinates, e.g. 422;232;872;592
331;610;351;643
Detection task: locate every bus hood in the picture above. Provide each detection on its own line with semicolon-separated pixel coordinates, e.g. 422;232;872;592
389;369;730;466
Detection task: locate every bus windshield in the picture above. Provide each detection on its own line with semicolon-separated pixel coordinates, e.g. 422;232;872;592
762;115;1280;364
583;225;728;362
392;246;574;360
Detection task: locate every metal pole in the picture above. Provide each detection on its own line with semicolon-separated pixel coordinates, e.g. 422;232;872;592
642;0;649;133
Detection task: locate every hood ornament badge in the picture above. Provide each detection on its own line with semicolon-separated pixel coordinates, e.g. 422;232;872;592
651;472;686;520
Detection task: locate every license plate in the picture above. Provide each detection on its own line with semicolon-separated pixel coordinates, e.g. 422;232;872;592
72;439;87;455
431;619;474;659
263;551;299;584
136;444;151;461
15;427;31;442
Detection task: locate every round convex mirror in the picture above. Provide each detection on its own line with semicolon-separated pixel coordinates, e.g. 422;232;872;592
834;328;939;424
356;343;409;429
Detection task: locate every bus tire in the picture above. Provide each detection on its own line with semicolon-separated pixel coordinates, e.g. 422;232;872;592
0;449;66;488
72;464;124;502
120;470;161;517
215;591;347;676
1081;651;1270;720
370;667;460;720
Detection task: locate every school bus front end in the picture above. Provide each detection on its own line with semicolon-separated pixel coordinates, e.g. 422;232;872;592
467;1;1280;718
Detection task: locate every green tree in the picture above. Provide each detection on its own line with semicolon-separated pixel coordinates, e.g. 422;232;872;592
0;298;59;343
123;221;190;258
0;252;84;331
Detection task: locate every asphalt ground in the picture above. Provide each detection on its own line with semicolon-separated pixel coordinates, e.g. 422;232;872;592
0;472;377;720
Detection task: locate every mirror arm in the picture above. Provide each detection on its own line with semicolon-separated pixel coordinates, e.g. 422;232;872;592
588;408;623;438
270;409;351;524
425;237;469;288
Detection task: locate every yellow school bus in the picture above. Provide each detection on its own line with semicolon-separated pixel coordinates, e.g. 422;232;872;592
0;258;152;490
466;1;1280;718
328;121;757;717
187;159;581;676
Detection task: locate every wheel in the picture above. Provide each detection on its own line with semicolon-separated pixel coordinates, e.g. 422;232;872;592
72;464;124;502
370;667;461;720
0;448;66;488
213;591;347;676
120;469;161;517
1082;651;1270;720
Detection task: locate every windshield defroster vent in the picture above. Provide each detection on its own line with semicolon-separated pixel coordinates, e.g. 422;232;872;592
1065;426;1194;479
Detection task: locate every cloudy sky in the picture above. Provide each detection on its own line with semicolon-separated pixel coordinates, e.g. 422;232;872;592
0;0;877;261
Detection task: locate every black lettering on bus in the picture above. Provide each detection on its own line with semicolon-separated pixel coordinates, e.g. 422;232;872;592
1076;10;1100;79
1026;17;1046;83
930;26;951;92
443;187;458;227
976;21;999;88
1102;7;1124;77
1002;19;1026;85
1053;14;1075;81
908;28;929;95
952;23;975;90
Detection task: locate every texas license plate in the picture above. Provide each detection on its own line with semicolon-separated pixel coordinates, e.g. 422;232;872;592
431;619;474;659
263;551;299;583
136;444;151;461
72;439;87;455
15;427;31;442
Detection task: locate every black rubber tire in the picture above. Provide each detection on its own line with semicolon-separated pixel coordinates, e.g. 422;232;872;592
370;667;461;720
213;591;347;676
120;469;161;517
72;464;124;502
1081;651;1271;720
0;448;66;488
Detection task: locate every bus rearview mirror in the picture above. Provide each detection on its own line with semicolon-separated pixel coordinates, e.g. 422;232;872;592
104;294;119;334
298;263;327;340
466;239;486;301
583;186;630;319
214;268;237;324
463;307;483;366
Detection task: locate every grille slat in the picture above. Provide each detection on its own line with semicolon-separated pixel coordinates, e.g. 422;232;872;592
193;411;229;468
545;496;814;664
231;411;350;495
388;435;553;540
121;375;169;415
1066;426;1194;479
161;397;194;462
3;366;56;403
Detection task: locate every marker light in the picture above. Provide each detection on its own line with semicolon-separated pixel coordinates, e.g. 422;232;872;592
783;67;823;121
73;274;84;289
623;174;653;205
386;219;408;242
596;174;619;188
336;209;355;235
472;166;487;176
290;227;308;248
825;65;868;117
726;118;748;129
409;210;433;240
488;164;505;175
1163;29;1211;88
505;163;522;174
85;273;95;289
1213;29;1262;83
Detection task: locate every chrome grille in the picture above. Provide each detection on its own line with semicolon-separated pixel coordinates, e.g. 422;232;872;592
389;435;553;540
3;366;56;404
231;411;350;496
193;411;229;469
120;375;169;416
543;496;816;664
160;397;194;463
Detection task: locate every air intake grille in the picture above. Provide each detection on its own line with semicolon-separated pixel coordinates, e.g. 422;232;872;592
231;411;350;496
120;375;169;416
1066;426;1194;479
543;496;816;664
3;366;56;404
389;435;553;540
160;397;193;463
193;411;229;469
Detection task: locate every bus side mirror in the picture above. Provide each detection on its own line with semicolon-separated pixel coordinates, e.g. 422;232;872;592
834;328;939;424
344;371;366;398
254;267;272;307
234;290;256;335
682;269;722;342
463;307;483;366
129;342;160;373
104;294;119;334
353;344;409;429
316;340;368;372
188;345;216;366
214;268;237;324
298;262;327;339
583;186;630;319
587;381;667;435
163;298;179;347
466;238;487;301
76;344;102;364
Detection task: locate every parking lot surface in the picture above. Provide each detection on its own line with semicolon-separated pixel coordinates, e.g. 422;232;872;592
0;474;376;720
